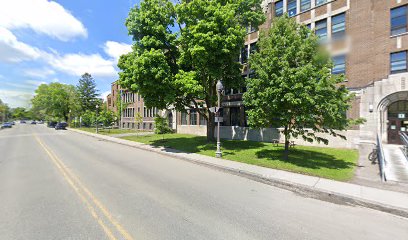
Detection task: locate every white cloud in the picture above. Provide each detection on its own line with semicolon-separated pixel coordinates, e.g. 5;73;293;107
25;80;48;86
0;27;42;62
104;41;132;62
101;91;111;101
46;53;118;78
23;68;55;79
0;0;87;41
0;89;33;108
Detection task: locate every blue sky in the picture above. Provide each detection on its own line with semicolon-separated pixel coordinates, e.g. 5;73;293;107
0;0;140;107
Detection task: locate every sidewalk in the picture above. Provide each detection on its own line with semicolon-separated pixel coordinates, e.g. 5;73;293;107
69;128;408;218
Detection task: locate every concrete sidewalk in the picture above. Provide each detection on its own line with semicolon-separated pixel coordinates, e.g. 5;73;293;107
69;128;408;218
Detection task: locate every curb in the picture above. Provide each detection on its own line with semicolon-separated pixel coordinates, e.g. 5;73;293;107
68;128;408;218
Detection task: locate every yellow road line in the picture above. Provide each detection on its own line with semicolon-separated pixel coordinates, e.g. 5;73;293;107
35;135;134;240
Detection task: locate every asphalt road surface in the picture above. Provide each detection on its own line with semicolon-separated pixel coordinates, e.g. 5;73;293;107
1;124;407;240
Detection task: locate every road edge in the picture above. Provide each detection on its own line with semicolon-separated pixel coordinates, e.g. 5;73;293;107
68;128;408;218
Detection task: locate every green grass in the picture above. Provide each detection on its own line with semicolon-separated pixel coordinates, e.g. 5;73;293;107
122;133;359;181
75;127;144;136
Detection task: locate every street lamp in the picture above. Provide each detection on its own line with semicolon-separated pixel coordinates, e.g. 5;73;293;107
69;109;71;127
96;104;99;134
215;80;224;158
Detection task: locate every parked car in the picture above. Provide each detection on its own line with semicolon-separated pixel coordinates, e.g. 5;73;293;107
1;122;12;129
20;120;26;124
11;121;15;125
31;121;37;124
48;121;57;128
55;122;68;130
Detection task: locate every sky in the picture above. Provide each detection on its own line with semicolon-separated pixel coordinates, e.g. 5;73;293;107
0;0;140;108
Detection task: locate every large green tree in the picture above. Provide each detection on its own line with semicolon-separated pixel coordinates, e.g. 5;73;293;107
0;99;9;122
243;15;359;159
77;73;99;113
118;0;265;140
31;83;80;122
11;107;29;120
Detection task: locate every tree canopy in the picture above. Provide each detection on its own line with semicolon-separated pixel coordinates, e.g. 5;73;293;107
118;0;265;140
31;83;80;121
243;15;359;158
77;73;99;113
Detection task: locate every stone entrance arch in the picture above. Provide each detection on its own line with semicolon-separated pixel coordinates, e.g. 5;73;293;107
377;91;408;144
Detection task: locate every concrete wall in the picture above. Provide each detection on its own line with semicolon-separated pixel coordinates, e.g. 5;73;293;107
177;125;207;136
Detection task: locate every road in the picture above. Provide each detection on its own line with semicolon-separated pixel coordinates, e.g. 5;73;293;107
0;124;407;240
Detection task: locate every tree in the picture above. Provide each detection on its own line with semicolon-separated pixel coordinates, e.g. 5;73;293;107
134;112;143;133
118;0;265;141
31;83;78;122
98;109;115;127
243;15;359;159
77;73;99;113
154;115;172;134
0;99;9;122
11;107;29;120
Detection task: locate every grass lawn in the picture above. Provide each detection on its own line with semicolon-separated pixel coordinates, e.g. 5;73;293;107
122;133;359;181
75;127;145;136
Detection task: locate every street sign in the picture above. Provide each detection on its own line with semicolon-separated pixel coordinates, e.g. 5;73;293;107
209;107;222;113
215;117;223;123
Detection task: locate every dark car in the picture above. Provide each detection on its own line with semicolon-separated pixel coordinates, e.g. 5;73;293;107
1;122;12;129
20;120;26;124
48;121;57;128
55;122;68;130
31;121;37;124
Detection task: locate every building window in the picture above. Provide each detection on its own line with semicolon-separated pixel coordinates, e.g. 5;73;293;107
390;51;407;74
230;107;241;126
250;42;257;55
300;0;311;12
287;0;297;17
316;0;327;6
241;45;248;64
391;5;407;36
246;25;257;34
275;1;283;17
199;113;207;126
181;112;188;125
315;19;327;41
190;109;197;125
332;13;346;40
332;55;346;74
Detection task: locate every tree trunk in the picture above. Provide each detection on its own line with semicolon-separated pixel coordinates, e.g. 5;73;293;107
283;126;290;160
206;111;215;142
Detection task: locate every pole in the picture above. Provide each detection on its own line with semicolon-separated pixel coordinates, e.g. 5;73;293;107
96;106;99;134
216;90;222;158
120;90;123;129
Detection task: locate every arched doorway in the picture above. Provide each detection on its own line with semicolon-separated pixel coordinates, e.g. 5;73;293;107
378;91;408;144
387;100;408;144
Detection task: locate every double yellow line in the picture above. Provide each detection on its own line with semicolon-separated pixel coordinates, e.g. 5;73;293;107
35;135;134;240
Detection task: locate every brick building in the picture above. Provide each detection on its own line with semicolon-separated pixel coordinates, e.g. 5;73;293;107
106;82;160;130
177;0;408;148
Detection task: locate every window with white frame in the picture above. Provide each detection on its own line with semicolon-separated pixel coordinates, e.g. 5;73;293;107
332;13;346;40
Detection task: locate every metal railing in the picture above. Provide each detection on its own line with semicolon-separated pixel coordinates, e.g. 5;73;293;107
376;134;387;182
399;131;408;158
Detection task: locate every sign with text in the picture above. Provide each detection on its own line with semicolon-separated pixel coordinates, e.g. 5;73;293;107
215;117;223;123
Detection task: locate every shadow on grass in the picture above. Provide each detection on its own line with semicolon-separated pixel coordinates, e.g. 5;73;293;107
148;136;266;154
146;136;355;171
256;149;355;170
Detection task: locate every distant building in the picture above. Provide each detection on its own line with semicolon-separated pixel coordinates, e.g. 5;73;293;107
107;82;160;130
